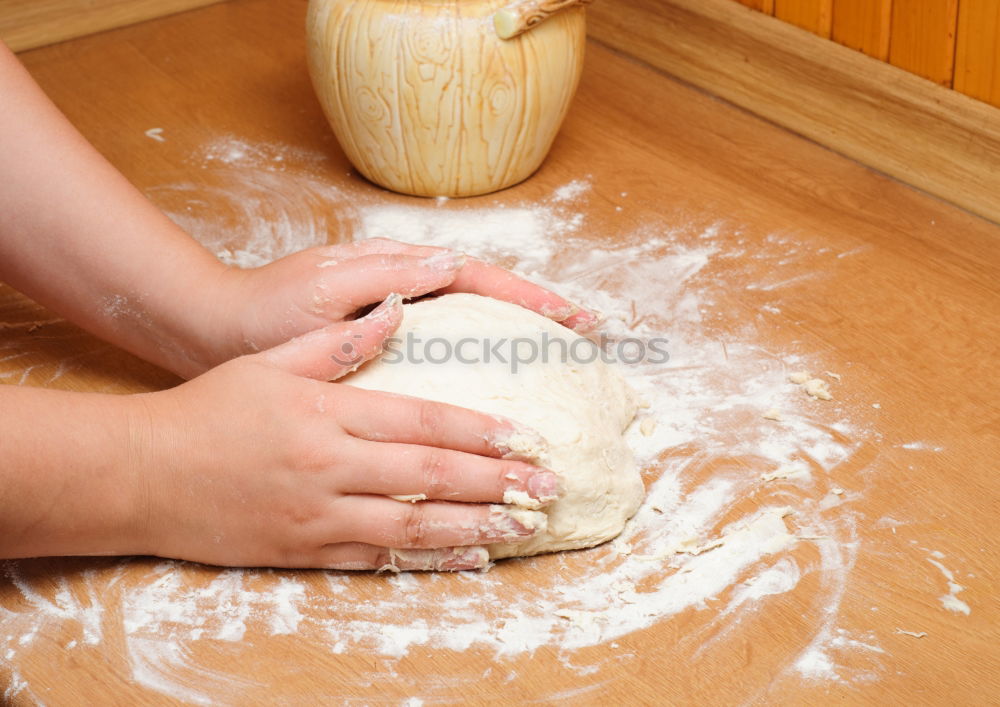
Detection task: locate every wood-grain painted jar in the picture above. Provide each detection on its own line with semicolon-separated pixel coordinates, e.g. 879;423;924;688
306;0;587;197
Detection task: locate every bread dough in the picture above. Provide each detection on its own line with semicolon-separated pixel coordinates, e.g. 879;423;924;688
342;293;643;559
803;378;833;400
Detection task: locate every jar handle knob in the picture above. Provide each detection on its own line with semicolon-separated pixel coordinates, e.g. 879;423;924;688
494;0;593;40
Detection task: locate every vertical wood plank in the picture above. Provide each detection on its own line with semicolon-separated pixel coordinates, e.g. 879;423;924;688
888;0;959;86
774;0;832;37
954;0;1000;107
734;0;775;13
587;0;1000;227
831;0;892;60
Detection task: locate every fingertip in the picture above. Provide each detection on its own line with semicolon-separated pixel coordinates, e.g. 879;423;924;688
381;546;491;572
500;468;561;510
525;470;561;506
262;298;402;380
439;546;492;571
364;292;404;329
562;309;603;334
487;506;548;541
490;419;550;462
537;301;578;321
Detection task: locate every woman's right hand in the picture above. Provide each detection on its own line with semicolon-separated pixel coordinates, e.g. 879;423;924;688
126;295;558;571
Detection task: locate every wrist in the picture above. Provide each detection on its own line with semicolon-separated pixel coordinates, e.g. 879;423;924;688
0;388;150;559
153;254;246;377
117;392;160;556
76;392;154;557
110;238;241;379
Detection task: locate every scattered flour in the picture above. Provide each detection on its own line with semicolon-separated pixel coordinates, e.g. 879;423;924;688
927;558;971;615
0;135;943;702
551;178;591;203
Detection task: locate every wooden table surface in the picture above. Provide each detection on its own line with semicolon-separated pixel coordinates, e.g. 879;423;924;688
2;0;998;704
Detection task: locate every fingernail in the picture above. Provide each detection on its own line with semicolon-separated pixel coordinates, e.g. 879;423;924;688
487;506;548;541
383;547;490;572
420;252;467;272
541;303;578;320
501;470;560;509
569;309;603;333
527;471;560;503
491;421;550;462
438;546;491;571
365;293;403;321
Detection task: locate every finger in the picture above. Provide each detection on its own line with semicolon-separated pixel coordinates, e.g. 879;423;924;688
316;252;465;311
314;238;451;262
331;497;547;549
335;436;559;507
318;543;491;572
561;309;603;333
439;258;600;330
333;386;549;460
260;294;402;380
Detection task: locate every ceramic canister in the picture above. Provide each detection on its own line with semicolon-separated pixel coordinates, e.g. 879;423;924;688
307;0;588;197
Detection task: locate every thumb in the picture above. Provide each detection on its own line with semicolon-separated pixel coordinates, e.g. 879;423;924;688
259;294;403;380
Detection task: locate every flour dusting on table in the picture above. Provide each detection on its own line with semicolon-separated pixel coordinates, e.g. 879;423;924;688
0;136;909;702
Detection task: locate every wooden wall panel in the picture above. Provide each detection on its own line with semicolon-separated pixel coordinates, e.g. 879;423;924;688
888;0;959;86
734;0;774;13
587;0;1000;226
0;0;229;52
831;0;892;60
954;0;1000;108
774;0;832;38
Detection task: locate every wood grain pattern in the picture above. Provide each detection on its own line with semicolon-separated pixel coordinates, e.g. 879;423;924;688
0;0;229;52
306;0;586;197
954;0;1000;107
1;0;999;703
587;0;1000;227
888;0;959;86
831;0;892;60
733;0;775;14
774;0;832;37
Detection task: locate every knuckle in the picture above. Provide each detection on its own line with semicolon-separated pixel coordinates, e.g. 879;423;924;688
286;427;332;475
401;505;430;547
279;498;324;531
416;400;446;438
418;448;450;497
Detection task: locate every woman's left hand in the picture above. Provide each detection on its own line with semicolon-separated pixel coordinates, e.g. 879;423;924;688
200;237;598;375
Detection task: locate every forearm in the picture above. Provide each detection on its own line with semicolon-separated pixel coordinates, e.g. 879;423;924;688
0;43;232;377
0;386;146;559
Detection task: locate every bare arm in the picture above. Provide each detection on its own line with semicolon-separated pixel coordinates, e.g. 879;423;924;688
0;385;143;558
0;301;558;569
0;43;579;568
0;42;229;378
0;43;597;379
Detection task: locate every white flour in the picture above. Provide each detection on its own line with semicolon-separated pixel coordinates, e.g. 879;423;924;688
0;135;959;702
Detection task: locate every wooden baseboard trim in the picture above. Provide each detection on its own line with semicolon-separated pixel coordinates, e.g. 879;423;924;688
1;0;229;53
587;0;1000;226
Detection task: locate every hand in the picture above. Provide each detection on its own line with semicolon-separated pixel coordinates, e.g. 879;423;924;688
130;295;559;571
197;238;598;376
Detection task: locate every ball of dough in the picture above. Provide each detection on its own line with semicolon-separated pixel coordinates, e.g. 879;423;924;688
342;293;643;559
